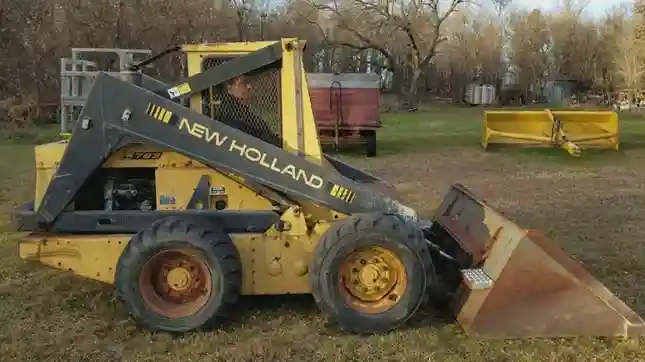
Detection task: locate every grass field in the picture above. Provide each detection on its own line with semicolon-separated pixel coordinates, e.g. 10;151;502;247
3;106;645;361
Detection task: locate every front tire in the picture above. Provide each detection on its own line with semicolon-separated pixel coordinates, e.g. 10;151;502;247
115;217;242;333
310;213;434;334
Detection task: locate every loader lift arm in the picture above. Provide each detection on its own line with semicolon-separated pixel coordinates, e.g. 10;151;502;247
31;59;415;231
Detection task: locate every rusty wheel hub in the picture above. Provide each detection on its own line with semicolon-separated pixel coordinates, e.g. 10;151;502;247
139;248;212;319
339;246;407;314
166;267;192;291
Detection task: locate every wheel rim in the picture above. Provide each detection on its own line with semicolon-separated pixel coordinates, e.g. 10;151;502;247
139;248;213;319
339;245;407;314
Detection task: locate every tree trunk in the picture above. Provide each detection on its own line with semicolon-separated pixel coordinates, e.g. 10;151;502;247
337;47;352;72
358;51;367;72
406;67;422;108
323;48;334;72
391;66;404;94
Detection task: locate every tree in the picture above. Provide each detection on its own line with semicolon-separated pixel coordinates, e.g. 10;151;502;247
303;0;469;107
491;0;512;17
547;1;598;81
5;0;645;127
613;19;645;106
436;8;503;99
507;9;551;94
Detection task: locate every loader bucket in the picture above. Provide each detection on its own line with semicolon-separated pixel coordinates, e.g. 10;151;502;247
482;109;619;156
430;183;645;338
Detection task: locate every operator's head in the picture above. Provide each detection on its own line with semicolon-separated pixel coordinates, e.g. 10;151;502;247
227;75;252;100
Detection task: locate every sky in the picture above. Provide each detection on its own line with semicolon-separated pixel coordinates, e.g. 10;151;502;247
514;0;629;17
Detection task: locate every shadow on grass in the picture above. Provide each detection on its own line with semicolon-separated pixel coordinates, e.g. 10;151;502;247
111;291;452;336
482;141;645;167
377;137;480;157
236;294;318;314
228;293;454;335
325;136;481;159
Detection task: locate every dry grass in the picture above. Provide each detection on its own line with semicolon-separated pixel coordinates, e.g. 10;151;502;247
3;108;645;361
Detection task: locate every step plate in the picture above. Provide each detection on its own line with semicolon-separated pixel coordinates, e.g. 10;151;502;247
461;268;493;290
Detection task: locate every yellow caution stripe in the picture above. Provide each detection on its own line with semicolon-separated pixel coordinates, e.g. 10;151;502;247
145;103;173;123
329;184;356;203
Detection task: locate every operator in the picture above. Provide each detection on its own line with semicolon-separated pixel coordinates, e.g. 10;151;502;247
214;75;282;148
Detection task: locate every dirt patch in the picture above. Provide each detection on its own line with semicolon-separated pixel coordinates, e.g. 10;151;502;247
351;148;645;315
3;145;645;361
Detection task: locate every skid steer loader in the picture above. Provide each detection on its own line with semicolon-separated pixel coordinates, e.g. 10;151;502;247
12;38;645;338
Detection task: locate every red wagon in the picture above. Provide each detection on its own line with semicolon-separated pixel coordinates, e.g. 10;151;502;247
307;73;381;157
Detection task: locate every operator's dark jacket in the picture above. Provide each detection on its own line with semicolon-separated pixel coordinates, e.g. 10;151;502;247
213;92;282;148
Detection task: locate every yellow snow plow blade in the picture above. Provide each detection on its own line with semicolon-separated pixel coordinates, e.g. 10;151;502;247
482;109;619;157
431;183;645;338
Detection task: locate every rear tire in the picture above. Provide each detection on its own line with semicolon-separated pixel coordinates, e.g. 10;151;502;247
115;217;242;333
310;213;434;334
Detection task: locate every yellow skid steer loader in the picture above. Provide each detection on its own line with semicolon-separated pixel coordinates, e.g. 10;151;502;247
12;39;644;338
